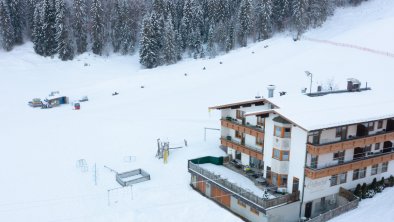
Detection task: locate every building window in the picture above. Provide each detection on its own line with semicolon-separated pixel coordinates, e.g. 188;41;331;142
353;169;359;181
335;127;342;138
382;162;389;173
330;174;338;186
353;168;366;180
309;131;320;144
284;128;291;138
311;156;318;169
257;116;264;127
280;175;288;187
282;151;290;161
256;136;263;146
235;131;243;139
371;164;378;175
236;110;245;119
273;148;280;160
367;122;375;131
250;207;259;215
333;151;345;164
365;145;372;153
360;167;367;178
274;126;282;137
375;143;380;151
378;120;383;129
237;199;246;208
339;173;347;184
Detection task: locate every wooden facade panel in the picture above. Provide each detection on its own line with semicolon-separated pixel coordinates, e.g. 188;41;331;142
221;138;264;160
354;139;365;147
307;131;394;155
221;120;264;139
306;152;394;179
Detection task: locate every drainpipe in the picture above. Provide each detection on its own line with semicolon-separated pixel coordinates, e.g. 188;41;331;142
299;138;308;221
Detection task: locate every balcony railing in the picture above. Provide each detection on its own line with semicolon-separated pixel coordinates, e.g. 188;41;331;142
221;119;264;138
221;137;263;160
307;130;394;155
188;161;299;212
305;148;394;179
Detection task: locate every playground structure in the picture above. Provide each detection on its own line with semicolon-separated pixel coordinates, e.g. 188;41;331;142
76;159;88;172
116;169;151;187
156;138;187;164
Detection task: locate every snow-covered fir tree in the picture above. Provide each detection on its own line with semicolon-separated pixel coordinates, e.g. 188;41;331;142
119;0;134;55
41;0;57;56
292;0;310;38
5;0;23;45
90;0;104;55
73;0;87;54
272;0;290;31
256;0;273;41
162;15;177;64
206;24;216;58
238;0;252;47
139;14;159;69
0;0;14;51
55;0;74;60
111;0;122;53
32;1;45;55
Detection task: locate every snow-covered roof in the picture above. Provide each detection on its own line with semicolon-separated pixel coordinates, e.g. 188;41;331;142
209;98;268;110
246;90;394;131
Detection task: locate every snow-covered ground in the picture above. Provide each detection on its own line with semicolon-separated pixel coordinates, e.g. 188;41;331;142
1;0;394;221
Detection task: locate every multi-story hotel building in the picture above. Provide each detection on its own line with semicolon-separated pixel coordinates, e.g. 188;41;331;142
188;81;394;221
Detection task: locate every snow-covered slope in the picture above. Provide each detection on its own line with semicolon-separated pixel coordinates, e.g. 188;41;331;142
1;0;394;221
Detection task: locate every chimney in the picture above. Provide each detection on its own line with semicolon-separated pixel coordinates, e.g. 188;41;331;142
267;85;276;98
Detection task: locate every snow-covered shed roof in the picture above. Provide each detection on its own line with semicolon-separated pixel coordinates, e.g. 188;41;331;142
245;90;394;132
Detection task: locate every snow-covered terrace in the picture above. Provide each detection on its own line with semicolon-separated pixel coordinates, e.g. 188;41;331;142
198;163;275;199
246;90;394;131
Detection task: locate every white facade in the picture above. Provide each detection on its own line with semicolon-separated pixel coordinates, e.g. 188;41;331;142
213;92;394;220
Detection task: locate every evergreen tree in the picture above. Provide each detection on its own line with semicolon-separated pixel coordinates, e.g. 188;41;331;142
73;0;87;54
225;21;235;52
238;0;252;47
90;0;104;55
26;0;37;39
32;1;45;55
119;0;134;55
256;0;273;40
180;0;193;50
162;15;177;64
139;15;159;68
111;0;122;53
206;25;216;58
55;0;74;60
6;0;23;44
42;0;57;56
292;0;309;39
0;0;14;51
272;0;290;31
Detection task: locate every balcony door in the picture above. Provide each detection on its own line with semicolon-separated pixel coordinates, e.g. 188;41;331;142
292;177;299;193
353;147;365;160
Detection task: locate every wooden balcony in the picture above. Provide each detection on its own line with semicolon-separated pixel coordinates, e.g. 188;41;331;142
307;131;394;155
305;151;394;179
220;137;263;160
221;119;264;138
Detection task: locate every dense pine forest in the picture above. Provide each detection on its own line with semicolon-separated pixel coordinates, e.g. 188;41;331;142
0;0;369;68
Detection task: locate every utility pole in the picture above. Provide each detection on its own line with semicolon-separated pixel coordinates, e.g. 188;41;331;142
305;71;313;94
94;163;97;186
